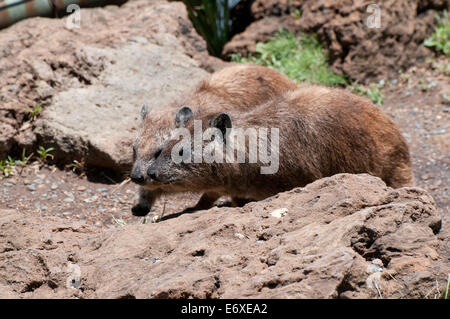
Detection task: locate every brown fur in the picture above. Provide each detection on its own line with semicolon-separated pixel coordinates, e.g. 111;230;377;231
147;85;413;206
131;64;297;215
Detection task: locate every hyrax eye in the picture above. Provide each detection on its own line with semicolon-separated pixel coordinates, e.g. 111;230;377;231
179;148;184;157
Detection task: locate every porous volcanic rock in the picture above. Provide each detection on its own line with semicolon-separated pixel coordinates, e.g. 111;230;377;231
1;174;447;298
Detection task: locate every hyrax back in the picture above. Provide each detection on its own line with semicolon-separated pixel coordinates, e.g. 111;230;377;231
147;85;413;202
130;64;298;215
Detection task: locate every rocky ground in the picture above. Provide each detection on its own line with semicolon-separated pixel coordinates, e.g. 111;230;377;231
0;174;446;298
0;0;449;299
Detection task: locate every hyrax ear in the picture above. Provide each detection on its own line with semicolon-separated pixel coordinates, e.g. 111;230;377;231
175;106;194;128
140;104;148;121
210;113;232;142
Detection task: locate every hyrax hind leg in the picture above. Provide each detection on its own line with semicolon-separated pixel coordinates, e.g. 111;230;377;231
387;163;415;188
192;192;222;210
232;197;253;207
179;192;222;214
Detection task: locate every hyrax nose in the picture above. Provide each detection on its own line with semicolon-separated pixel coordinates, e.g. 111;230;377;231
147;166;157;180
130;171;145;184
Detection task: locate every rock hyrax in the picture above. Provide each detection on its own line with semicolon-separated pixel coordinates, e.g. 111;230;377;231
144;85;413;206
131;64;298;215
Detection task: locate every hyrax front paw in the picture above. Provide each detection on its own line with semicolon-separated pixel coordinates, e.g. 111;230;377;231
131;203;150;216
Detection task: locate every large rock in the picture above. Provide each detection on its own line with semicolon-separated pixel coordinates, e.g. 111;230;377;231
0;174;447;298
223;0;448;83
35;41;208;170
0;0;222;168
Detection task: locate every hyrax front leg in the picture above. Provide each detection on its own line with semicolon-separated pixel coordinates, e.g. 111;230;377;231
131;187;161;216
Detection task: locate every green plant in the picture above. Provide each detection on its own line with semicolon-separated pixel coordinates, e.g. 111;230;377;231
430;59;450;76
424;10;449;56
0;156;18;178
291;9;302;19
151;201;167;223
398;69;411;83
112;216;126;227
27;104;42;121
232;30;348;86
16;148;33;167
349;82;384;105
37;146;55;162
417;77;437;91
445;274;450;299
0;159;14;179
0;148;34;179
69;160;84;173
183;0;231;57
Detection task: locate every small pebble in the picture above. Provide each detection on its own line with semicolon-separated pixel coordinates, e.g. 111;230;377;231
234;233;245;239
430;128;446;135
83;195;98;203
28;184;36;192
270;208;288;218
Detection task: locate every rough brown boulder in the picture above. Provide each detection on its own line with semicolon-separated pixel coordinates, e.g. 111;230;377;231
223;0;449;83
0;174;447;298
